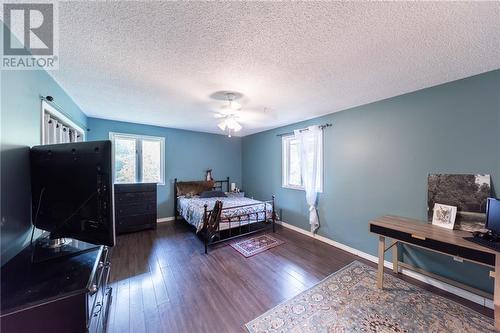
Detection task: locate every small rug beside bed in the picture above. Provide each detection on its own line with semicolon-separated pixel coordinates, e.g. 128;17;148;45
245;261;494;333
230;234;284;257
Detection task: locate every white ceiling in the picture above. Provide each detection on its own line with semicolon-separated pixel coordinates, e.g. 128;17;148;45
50;1;500;136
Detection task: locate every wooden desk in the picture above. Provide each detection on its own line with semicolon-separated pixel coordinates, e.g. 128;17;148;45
369;215;499;331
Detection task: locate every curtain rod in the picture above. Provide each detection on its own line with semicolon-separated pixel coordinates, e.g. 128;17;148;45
40;95;90;131
276;123;332;137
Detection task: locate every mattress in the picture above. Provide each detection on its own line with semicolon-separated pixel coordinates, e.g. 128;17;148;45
177;196;273;232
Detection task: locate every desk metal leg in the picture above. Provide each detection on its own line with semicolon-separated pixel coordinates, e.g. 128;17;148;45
377;236;385;289
392;241;399;274
495;254;500;331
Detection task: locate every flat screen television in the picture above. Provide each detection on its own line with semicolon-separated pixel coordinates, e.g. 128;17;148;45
30;140;115;254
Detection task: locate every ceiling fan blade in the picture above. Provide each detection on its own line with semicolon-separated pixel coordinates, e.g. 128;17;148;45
232;121;243;132
217;120;227;131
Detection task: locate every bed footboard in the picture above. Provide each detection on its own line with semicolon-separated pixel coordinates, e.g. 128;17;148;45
202;195;276;254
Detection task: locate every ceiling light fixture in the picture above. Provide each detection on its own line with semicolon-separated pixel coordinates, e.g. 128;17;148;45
217;114;242;137
217;93;243;137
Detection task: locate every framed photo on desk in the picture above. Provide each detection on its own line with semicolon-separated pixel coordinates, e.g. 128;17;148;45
432;203;457;230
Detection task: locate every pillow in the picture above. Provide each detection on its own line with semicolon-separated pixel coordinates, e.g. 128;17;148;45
199;190;227;198
176;181;214;196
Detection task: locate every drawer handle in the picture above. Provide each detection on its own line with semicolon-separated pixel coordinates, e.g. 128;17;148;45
411;234;426;240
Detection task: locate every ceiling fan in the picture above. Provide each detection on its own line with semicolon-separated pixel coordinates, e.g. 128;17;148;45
215;113;242;137
215;93;243;137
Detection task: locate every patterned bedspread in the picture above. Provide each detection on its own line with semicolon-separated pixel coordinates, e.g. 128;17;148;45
178;196;273;232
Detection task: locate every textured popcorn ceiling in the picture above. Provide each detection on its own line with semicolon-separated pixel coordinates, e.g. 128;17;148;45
50;1;500;136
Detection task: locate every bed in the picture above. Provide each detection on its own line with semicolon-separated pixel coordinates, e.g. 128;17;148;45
174;178;276;253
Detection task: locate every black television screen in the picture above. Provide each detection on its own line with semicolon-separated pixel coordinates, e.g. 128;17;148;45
30;140;115;247
486;198;500;235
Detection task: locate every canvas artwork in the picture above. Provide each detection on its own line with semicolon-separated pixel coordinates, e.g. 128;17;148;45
432;203;457;229
428;174;491;232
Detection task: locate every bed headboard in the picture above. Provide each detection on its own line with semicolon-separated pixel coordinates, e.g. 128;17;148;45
173;177;230;219
212;177;230;192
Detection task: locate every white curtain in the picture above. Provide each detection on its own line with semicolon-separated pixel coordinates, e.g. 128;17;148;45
43;109;83;144
54;122;70;144
62;126;70;143
294;125;322;233
55;121;63;143
44;114;57;145
43;114;51;144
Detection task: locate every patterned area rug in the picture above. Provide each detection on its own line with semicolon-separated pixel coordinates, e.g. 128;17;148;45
246;261;494;333
230;234;284;257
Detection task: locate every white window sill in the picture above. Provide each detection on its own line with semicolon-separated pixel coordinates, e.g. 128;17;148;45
282;185;305;191
282;185;323;193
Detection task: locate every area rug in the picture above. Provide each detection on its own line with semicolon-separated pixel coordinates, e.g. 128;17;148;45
245;261;494;333
230;234;284;257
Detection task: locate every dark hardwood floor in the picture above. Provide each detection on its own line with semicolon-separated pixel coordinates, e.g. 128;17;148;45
106;221;493;333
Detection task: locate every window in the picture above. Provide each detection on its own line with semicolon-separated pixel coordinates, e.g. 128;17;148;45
41;101;85;145
110;132;165;185
282;134;323;191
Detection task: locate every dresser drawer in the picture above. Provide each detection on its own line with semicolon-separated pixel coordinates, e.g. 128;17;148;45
117;214;156;227
116;201;156;217
458;246;495;266
116;191;156;205
87;247;112;333
114;183;156;193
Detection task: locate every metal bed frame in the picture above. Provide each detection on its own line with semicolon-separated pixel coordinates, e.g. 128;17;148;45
174;178;276;253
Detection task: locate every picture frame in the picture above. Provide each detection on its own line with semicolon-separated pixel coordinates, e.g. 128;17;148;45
431;203;457;230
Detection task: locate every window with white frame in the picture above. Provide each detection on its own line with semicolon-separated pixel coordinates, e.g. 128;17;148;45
41;101;85;145
282;134;323;191
109;132;165;185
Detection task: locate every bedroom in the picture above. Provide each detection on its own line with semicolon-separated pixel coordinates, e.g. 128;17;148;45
1;1;499;332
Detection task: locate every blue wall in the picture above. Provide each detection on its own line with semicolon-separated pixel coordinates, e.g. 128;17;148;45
87;118;242;218
1;59;87;264
242;70;500;293
2;18;498;295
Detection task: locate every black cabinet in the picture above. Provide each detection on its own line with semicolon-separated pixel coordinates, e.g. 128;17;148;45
114;183;157;234
1;245;112;333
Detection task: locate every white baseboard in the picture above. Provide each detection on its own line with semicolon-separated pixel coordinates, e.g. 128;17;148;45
276;220;493;310
157;216;175;223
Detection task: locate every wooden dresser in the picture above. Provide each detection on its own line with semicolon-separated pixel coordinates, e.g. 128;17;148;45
114;183;157;234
